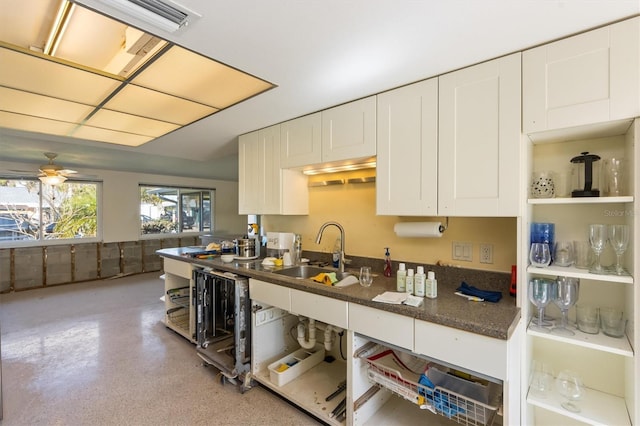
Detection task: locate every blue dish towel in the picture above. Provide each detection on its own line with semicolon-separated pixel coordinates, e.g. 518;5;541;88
457;281;503;303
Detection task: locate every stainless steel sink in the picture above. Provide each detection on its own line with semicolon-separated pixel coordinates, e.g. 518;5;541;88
273;265;352;281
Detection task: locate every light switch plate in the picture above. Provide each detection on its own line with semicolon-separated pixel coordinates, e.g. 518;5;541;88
452;242;472;261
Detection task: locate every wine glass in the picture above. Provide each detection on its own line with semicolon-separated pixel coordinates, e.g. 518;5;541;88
529;243;552;268
359;266;373;287
528;278;555;331
551;276;579;336
588;224;607;274
608;224;629;275
556;370;584;413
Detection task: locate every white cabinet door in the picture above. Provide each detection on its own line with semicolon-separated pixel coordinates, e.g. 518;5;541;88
438;53;521;217
523;17;640;133
414;319;507;380
238;131;261;214
280;112;322;168
321;96;376;162
261;125;283;214
348;303;413;351
290;289;348;329
249;279;291;311
376;78;438;216
238;125;309;215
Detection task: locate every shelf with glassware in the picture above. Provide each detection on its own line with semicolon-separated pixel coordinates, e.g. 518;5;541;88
524;124;636;426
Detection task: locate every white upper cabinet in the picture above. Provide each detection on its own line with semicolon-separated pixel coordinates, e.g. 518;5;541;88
238;125;308;215
280;112;322;168
321;96;376;162
523;17;640;134
438;53;521;217
376;78;438;216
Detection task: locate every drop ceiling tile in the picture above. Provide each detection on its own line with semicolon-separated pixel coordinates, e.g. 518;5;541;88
133;45;274;109
104;84;217;125
0;110;76;136
0;47;122;105
84;109;179;137
0;86;94;123
72;124;153;147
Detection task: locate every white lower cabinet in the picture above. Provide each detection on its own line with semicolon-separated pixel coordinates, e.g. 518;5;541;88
163;258;195;342
249;279;348;425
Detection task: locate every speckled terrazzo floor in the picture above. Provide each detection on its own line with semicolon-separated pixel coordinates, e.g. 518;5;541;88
0;272;321;426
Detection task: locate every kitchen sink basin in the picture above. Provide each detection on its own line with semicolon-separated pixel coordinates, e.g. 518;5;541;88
273;265;352;281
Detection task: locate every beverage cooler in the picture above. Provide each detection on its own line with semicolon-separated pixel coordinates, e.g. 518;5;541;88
193;269;251;391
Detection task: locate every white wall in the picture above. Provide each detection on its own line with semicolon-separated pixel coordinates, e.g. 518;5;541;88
0;161;246;243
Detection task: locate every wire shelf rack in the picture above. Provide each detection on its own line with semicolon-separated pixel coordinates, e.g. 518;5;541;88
364;351;501;426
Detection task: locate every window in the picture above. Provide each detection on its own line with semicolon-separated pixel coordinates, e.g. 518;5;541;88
0;179;99;243
140;185;214;236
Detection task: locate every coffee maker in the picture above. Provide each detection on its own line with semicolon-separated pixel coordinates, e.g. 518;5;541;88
266;232;296;258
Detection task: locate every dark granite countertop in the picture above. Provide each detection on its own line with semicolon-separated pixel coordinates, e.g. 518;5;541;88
157;247;521;340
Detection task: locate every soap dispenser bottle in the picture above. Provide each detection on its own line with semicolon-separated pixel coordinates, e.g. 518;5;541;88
383;247;392;277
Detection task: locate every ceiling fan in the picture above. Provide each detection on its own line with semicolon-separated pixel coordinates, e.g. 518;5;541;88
2;152;88;185
37;152;77;185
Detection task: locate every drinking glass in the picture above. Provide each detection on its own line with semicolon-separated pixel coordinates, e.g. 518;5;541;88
573;241;593;269
359;266;373;287
600;307;626;338
528;278;555;331
604;157;624;196
576;305;599;334
529;243;551;268
588;224;608;274
551;276;579;336
556;370;584;413
529;360;554;398
553;241;574;267
608;224;629;275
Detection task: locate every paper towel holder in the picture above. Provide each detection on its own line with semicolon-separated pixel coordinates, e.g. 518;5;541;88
439;217;449;233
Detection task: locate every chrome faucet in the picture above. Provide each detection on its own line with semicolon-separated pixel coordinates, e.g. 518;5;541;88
315;221;345;272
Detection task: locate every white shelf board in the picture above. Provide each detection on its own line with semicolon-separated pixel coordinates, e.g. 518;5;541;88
528;196;634;205
527;321;633;357
527;385;631;426
526;265;634;284
254;359;347;425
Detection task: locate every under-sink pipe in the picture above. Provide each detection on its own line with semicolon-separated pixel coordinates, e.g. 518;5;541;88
297;316;342;351
297;317;316;349
323;325;343;351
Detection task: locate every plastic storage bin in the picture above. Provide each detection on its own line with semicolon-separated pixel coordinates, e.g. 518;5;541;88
268;345;325;387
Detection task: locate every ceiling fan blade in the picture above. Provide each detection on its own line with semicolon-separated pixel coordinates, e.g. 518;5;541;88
59;169;78;176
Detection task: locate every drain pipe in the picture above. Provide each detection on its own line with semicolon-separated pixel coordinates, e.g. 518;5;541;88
297;317;316;349
323;325;343;351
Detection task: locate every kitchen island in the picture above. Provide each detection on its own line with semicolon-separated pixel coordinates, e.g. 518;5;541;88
158;247;522;425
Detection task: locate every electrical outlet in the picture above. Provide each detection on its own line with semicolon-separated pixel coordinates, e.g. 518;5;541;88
452;242;473;261
480;244;493;264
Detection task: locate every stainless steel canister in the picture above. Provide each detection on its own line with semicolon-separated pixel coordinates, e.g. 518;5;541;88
235;238;256;258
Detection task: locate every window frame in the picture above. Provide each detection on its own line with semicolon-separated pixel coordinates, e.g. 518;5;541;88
139;184;214;238
0;178;102;247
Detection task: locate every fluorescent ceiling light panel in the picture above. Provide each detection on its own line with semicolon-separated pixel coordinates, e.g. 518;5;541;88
0;0;274;147
0;86;94;123
0;111;76;136
132;45;273;109
85;108;179;137
0;46;122;104
104;84;217;124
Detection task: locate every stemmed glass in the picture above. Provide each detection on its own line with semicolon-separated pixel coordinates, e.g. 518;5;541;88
551;276;579;336
556;370;585;413
608;224;629;275
528;278;556;331
529;243;552;268
588;224;607;274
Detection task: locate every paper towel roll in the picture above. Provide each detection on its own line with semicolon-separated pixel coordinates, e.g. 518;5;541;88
394;222;443;238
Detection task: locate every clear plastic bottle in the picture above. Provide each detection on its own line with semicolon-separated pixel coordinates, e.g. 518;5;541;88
396;263;407;292
405;268;414;294
332;237;341;268
425;271;437;298
414;266;426;297
383;247;392;277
